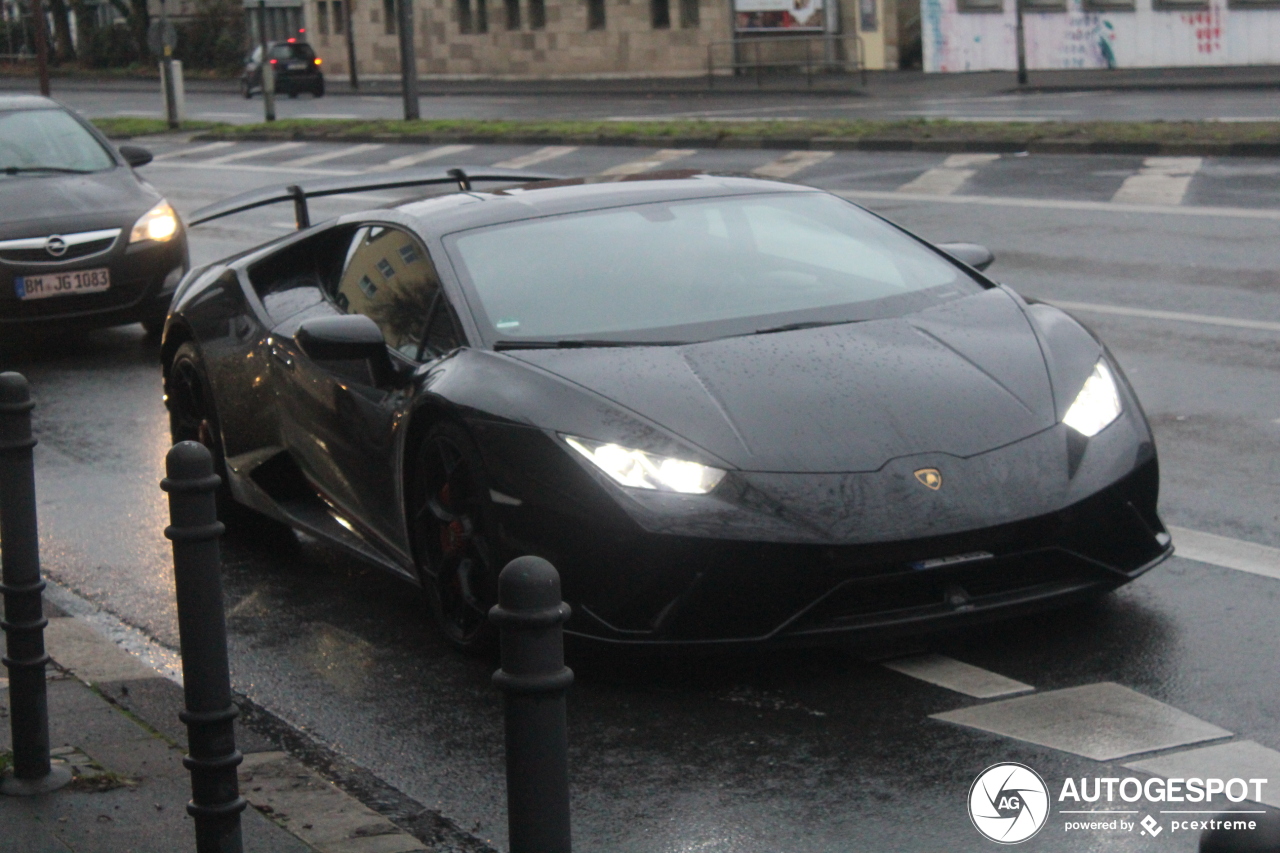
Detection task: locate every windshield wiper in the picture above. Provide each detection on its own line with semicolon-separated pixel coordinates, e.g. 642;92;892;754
494;339;684;350
3;166;97;175
752;319;861;335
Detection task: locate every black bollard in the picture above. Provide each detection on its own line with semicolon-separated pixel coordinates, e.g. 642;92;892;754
490;556;574;853
0;372;71;796
162;441;245;853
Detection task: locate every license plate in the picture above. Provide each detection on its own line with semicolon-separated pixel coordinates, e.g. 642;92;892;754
14;267;111;300
287;62;306;70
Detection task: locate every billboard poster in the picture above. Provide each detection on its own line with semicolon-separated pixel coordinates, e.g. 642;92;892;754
734;0;825;31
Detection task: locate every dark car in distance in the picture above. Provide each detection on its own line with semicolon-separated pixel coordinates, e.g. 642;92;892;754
242;41;325;98
162;170;1172;651
0;95;188;336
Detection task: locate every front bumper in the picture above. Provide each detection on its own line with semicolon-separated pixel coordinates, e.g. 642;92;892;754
501;458;1169;646
0;234;188;332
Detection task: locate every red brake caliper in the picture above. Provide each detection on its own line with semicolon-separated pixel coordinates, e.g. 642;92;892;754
438;484;469;557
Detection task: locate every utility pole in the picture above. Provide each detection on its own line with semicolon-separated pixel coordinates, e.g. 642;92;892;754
159;0;178;128
258;0;276;121
1015;0;1027;86
345;0;358;89
396;0;419;119
31;0;49;96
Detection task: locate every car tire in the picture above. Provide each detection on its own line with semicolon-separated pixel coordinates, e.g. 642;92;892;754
410;421;511;652
287;89;298;99
165;342;295;545
313;79;325;98
241;78;253;99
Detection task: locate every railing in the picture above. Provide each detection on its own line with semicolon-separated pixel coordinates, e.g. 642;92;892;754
706;34;866;89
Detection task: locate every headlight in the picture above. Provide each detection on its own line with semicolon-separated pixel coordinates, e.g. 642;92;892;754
1062;360;1122;437
564;435;726;495
129;200;179;244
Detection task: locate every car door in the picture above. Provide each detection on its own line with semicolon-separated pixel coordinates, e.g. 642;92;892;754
273;223;458;565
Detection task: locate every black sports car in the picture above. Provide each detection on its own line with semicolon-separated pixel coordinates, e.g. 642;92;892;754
0;95;188;336
162;169;1171;649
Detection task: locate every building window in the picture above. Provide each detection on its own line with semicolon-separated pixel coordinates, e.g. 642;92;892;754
587;0;605;28
1021;0;1067;9
457;0;473;30
1153;0;1208;8
955;0;1001;11
678;0;698;26
333;0;345;33
529;0;546;28
383;0;397;33
1082;0;1134;9
505;0;520;28
317;0;329;34
476;0;488;31
651;0;670;27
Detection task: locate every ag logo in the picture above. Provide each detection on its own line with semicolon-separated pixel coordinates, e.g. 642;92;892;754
914;468;942;490
968;763;1049;844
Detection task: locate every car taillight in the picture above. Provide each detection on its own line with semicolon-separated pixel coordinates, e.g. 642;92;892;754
269;58;278;64
314;57;321;65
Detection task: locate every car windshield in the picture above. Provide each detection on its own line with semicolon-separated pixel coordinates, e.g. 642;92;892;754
0;108;115;175
447;192;986;344
268;43;316;61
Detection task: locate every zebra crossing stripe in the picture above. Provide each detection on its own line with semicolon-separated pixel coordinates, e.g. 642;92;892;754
1166;526;1280;580
364;144;475;173
278;143;385;168
882;654;1033;699
202;142;307;165
493;146;579;169
598;149;696;177
752;151;834;179
895;153;1001;196
1111;157;1203;206
152;141;236;161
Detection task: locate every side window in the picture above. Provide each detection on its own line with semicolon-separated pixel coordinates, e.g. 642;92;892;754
332;225;443;360
422;300;462;358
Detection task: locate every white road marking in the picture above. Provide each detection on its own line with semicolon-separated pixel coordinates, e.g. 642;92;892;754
152;140;236;161
1126;741;1280;808
598;148;696;176
278;142;384;168
1046;300;1280;334
492;145;579;169
364;143;475;172
932;682;1231;761
751;150;834;179
201;141;306;165
1111;156;1203;206
1167;526;1280;580
882;654;1034;699
895;153;1001;196
836;189;1280;222
146;160;359;177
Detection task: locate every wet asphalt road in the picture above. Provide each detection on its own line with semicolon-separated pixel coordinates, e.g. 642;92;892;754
2;139;1279;851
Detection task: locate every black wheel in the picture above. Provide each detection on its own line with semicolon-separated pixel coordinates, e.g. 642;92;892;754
313;79;325;98
411;422;509;651
166;342;294;543
241;77;253;98
287;89;298;99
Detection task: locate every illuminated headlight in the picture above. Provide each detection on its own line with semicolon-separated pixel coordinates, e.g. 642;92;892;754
1062;360;1122;437
564;435;726;495
129;200;179;244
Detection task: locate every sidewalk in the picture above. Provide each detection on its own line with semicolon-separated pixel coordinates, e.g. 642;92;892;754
0;597;437;853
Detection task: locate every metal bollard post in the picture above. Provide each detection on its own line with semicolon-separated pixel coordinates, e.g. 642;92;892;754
490;556;574;853
161;441;246;853
0;372;71;796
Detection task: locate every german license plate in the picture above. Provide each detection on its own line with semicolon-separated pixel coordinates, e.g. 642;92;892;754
14;267;110;300
287;61;306;70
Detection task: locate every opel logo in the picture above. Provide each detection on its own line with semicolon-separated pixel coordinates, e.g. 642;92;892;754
45;235;68;257
914;468;942;490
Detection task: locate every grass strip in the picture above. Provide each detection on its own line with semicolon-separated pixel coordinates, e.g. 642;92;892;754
91;116;1280;152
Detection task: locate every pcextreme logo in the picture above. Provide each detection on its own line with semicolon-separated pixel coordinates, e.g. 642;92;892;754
968;763;1050;844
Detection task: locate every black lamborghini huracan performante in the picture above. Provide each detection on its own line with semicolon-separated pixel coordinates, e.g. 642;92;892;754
162;169;1171;649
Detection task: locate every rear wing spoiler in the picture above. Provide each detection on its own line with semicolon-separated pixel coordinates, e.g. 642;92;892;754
187;167;562;229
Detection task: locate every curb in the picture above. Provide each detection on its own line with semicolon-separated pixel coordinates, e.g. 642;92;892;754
177;130;1280;159
38;590;495;853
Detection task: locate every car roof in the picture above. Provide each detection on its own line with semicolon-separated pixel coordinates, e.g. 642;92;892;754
0;94;62;112
393;172;823;235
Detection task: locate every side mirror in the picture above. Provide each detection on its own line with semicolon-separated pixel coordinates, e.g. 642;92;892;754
937;242;995;272
118;144;153;168
296;314;395;385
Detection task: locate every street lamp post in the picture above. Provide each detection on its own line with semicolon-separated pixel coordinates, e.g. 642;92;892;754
396;0;419;119
258;0;276;121
30;0;49;96
1015;0;1027;86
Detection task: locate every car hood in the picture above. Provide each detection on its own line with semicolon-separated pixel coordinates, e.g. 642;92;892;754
0;167;157;240
506;288;1057;473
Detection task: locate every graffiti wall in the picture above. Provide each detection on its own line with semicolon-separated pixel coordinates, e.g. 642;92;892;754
922;0;1280;71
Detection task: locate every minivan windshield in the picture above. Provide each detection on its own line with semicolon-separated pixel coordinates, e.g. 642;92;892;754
447;192;986;345
0;108;115;175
